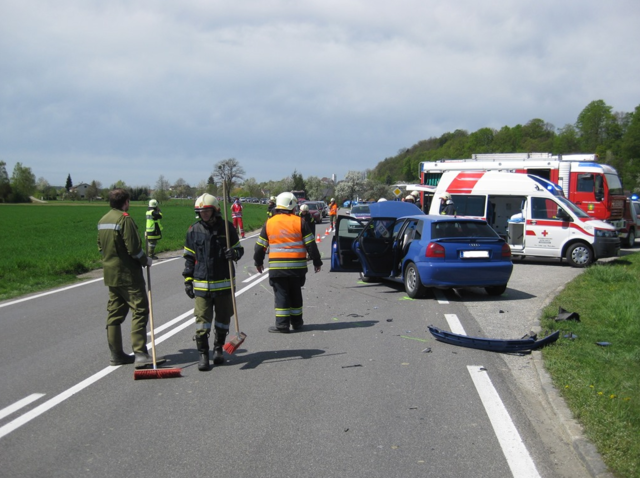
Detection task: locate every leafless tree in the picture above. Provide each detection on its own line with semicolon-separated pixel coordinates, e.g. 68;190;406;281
213;158;245;200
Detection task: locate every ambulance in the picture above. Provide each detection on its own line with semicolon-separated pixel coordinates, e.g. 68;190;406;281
427;171;620;267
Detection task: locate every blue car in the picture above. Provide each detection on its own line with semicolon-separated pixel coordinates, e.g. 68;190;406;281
330;201;513;298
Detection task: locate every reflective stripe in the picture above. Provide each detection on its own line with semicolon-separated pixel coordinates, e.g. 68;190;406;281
214;321;230;330
256;237;269;248
290;308;302;316
196;323;212;331
275;308;291;317
268;259;307;269
193;279;234;291
133;249;145;259
98;223;121;231
184;247;195;257
270;245;306;254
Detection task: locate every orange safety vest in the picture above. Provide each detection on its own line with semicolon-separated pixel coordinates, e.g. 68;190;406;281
264;214;308;270
329;203;338;216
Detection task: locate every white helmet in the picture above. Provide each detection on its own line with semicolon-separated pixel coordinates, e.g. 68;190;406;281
330;198;335;202
195;193;219;213
441;193;451;200
270;196;276;202
276;192;297;210
411;190;419;198
149;199;158;208
405;195;415;202
378;198;387;202
300;204;309;212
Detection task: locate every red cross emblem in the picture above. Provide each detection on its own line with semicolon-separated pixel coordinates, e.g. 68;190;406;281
541;230;549;237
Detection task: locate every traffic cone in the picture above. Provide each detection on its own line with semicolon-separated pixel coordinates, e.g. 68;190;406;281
316;234;321;243
325;228;330;236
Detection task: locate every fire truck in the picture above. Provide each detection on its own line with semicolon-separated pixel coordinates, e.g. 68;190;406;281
418;153;626;231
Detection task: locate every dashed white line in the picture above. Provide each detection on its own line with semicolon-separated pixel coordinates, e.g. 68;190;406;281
468;365;541;478
0;394;45;421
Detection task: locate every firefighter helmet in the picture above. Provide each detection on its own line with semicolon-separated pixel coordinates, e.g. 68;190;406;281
411;190;419;198
300;204;309;212
378;198;387;202
270;196;276;202
276;192;297;210
441;193;451;200
405;195;415;203
195;193;219;213
149;199;158;208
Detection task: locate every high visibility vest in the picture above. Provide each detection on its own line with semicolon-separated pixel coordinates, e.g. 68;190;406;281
265;214;308;270
145;209;163;239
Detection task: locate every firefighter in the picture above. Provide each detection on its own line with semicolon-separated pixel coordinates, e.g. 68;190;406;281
299;203;316;237
267;196;277;218
97;188;165;368
145;199;163;259
183;194;244;371
328;198;338;231
440;193;457;215
231;197;245;238
410;190;421;208
254;192;322;333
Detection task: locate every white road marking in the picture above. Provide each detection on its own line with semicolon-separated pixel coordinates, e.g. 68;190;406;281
467;365;541;478
434;290;449;304
444;313;466;335
0;257;181;309
0;272;270;440
0;394;45;421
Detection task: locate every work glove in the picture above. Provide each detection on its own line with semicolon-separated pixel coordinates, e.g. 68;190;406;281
146;257;153;267
225;248;237;261
185;281;195;299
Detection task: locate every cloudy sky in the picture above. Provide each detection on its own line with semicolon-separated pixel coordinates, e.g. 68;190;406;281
1;0;639;189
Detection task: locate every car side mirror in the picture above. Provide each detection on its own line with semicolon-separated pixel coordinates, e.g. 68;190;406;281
556;209;571;221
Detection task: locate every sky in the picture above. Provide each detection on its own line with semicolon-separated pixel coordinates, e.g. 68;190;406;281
1;0;639;189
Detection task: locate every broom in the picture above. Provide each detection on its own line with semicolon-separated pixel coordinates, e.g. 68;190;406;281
221;184;247;355
134;264;182;380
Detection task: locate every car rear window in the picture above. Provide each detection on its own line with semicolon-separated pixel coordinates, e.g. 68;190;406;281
351;206;370;215
431;221;499;239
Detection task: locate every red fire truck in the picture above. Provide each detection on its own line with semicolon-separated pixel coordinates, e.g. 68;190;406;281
419;153;626;231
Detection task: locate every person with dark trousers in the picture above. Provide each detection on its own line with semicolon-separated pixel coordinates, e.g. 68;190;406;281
183;194;244;371
254;192;322;333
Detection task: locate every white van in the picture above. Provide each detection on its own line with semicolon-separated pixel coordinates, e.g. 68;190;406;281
426;171;620;267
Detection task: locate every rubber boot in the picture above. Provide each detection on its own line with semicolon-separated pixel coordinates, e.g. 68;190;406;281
195;334;210;371
107;325;135;365
213;327;228;365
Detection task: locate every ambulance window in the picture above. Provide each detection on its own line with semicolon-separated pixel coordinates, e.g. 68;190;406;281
531;197;560;220
451;195;485;216
577;174;595;193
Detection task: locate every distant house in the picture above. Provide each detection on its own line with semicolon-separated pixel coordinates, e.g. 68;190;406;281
70;183;90;199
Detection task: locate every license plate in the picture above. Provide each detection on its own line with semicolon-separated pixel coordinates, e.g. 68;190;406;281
462;250;489;258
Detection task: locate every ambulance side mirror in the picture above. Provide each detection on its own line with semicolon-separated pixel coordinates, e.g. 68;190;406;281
556;209;571;221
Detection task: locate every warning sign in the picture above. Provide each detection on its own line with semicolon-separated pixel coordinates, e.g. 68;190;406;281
393;188;403;197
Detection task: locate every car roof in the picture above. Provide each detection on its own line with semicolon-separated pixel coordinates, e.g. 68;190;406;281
368;201;424;218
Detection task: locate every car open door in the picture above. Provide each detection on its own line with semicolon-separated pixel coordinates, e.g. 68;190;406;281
330;215;368;272
351;217;398;278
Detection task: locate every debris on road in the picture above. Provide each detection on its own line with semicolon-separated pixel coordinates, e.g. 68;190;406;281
428;325;560;353
554;306;580;322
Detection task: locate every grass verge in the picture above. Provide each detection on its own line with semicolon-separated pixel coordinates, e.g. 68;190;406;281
0;201;272;301
540;256;640;478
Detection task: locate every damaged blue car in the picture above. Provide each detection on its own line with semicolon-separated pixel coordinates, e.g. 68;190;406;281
330;201;513;298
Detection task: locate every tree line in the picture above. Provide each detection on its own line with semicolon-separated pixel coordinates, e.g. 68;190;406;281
369;100;640;192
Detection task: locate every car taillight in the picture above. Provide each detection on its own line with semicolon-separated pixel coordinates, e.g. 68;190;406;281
426;242;445;257
501;243;511;257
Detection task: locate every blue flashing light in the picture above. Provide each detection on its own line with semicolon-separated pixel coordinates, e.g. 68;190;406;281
632;194;639;201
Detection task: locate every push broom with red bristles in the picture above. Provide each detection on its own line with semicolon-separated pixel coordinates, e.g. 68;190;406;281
134;266;182;380
221;184;246;355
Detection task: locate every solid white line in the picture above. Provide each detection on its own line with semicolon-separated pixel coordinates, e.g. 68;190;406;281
467;365;541;478
0;261;268;440
0;394;45;421
0;367;116;440
242;269;269;283
444;314;466;335
0;257;181;309
434;290;449;304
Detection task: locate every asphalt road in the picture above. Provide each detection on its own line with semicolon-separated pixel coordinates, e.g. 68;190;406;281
0;220;620;478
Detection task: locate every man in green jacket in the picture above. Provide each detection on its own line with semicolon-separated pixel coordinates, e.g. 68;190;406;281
98;189;165;368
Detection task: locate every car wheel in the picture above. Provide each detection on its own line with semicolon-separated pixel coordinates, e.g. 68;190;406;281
485;284;507;296
404;263;426;298
566;243;593;268
626;228;635;248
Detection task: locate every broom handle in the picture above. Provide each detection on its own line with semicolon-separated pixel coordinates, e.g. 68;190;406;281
222;184;240;336
146;265;158;370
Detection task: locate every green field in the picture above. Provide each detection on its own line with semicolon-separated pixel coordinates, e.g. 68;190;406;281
0;201;269;301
